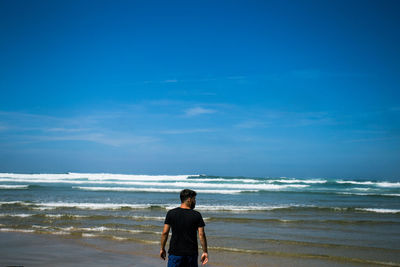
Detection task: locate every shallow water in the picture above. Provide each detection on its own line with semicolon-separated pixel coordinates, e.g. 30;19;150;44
1;172;400;266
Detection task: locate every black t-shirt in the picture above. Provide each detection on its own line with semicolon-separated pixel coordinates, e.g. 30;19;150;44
164;207;205;256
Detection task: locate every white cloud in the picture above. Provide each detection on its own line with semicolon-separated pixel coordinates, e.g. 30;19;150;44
35;133;158;147
0;124;8;131
184;107;216;117
161;129;216;134
46;127;91;133
161;79;178;83
0;109;160;147
235;120;269;129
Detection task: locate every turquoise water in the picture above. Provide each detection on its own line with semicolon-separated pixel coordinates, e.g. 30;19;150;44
1;173;400;265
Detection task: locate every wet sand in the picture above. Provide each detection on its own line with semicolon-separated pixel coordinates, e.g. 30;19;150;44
0;232;389;267
0;232;160;267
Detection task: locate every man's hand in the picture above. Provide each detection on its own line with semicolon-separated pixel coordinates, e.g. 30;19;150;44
160;248;166;260
160;224;170;261
200;252;208;265
198;227;208;265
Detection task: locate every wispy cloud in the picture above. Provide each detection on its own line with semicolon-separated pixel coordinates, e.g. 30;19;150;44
36;133;158;147
226;76;246;80
160;128;216;135
290;69;323;79
0;109;159;147
0;123;8;131
290;69;369;80
161;79;178;83
288;112;334;127
184;107;217;117
235;120;269;129
142;79;179;84
343;136;398;143
262;111;335;127
0;110;66;123
45;127;92;133
234;110;336;129
260;69;368;82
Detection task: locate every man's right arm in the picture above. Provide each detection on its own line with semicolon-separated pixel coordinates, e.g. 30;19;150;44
198;226;208;265
160;224;170;260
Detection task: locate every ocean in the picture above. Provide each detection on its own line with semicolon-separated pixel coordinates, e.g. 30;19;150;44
0;173;399;266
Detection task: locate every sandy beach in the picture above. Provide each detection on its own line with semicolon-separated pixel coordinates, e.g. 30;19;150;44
0;232;160;267
1;231;394;267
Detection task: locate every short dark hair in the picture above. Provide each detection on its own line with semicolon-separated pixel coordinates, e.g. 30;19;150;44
180;189;197;203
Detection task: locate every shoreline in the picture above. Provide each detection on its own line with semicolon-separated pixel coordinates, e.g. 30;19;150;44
1;231;396;267
0;232;160;267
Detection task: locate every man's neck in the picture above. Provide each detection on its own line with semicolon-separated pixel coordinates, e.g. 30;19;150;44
180;203;191;209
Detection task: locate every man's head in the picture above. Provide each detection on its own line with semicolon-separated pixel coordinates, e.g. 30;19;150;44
180;189;197;209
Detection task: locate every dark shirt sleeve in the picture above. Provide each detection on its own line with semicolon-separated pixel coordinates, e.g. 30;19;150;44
198;213;205;228
164;210;171;225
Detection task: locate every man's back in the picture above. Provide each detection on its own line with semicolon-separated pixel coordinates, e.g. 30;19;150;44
165;207;205;256
160;189;208;266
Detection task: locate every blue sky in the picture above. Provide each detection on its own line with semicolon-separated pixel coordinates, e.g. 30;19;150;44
0;0;399;178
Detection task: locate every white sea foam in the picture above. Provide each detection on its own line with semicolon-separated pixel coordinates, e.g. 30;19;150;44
337;192;386;197
1;201;316;212
356;208;400;214
132;215;164;221
0;228;35;233
50;213;164;220
1;213;88;218
2;173;398;191
0;178;310;191
51;231;70;235
59;226;74;231
352;187;371;191
56;226;161;235
31;202;155;210
267;179;327;184
28;225;108;236
189;204;297;212
0;213;33;218
375;182;400;188
0;201;25;205
46;214;66;218
0;173;313;191
337;180;400;188
337;192;400;197
32;225;50;229
82;233;97;238
0;172;196;181
82;181;309;190
189;178;260;183
75;226;110;232
74;186;257;194
337;192;371;196
0;184;29;189
112;236;129;241
336;180;375;185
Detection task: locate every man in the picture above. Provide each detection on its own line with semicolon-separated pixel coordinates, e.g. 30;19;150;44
160;189;209;267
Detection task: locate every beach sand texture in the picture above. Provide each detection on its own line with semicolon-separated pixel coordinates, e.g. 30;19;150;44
0;231;397;267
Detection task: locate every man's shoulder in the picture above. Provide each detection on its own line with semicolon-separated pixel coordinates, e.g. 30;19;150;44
167;208;202;215
191;209;204;220
192;209;202;216
167;207;181;214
